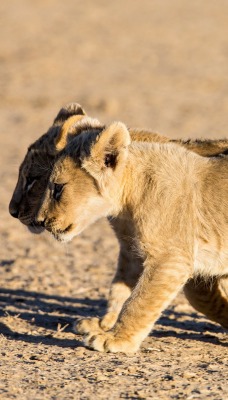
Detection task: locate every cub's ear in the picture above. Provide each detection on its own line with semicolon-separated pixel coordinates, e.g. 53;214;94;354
53;103;86;125
54;103;87;151
55;114;86;151
83;122;131;178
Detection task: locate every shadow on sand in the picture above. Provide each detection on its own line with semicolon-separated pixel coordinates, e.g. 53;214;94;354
0;288;226;349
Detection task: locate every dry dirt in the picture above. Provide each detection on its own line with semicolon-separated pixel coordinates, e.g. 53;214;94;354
0;1;227;399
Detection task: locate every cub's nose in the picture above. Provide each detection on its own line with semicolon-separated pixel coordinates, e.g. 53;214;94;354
10;210;19;219
9;202;19;219
35;211;46;227
38;220;46;228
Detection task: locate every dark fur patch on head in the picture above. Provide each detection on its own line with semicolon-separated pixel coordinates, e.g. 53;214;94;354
66;127;105;162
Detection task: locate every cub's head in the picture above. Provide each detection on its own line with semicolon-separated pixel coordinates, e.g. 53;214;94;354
36;121;131;242
9;103;89;233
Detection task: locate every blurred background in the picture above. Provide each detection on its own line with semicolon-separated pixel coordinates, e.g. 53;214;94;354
1;0;228;148
0;2;228;397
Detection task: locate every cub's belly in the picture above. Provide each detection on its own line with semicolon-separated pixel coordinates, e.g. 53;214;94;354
194;247;228;276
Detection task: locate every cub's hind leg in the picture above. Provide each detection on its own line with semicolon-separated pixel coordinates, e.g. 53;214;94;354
184;276;228;329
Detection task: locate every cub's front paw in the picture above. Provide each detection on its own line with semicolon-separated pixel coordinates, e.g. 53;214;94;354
85;332;140;353
74;317;103;335
99;311;118;331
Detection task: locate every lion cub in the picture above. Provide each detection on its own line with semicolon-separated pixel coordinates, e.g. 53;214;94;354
36;119;228;353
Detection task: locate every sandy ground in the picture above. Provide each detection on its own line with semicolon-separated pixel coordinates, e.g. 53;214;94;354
0;0;228;399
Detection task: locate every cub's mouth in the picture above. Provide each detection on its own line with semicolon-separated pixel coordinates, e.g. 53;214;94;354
16;216;45;234
27;223;45;234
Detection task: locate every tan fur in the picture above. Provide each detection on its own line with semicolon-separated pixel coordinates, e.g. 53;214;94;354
36;118;228;352
55;114;85;150
9;103;228;342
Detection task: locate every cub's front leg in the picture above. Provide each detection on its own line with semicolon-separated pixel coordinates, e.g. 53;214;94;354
100;237;144;331
75;244;143;335
85;256;192;353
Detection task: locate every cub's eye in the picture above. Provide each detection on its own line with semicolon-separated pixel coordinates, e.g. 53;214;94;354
26;176;39;191
27;176;35;185
53;183;65;201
